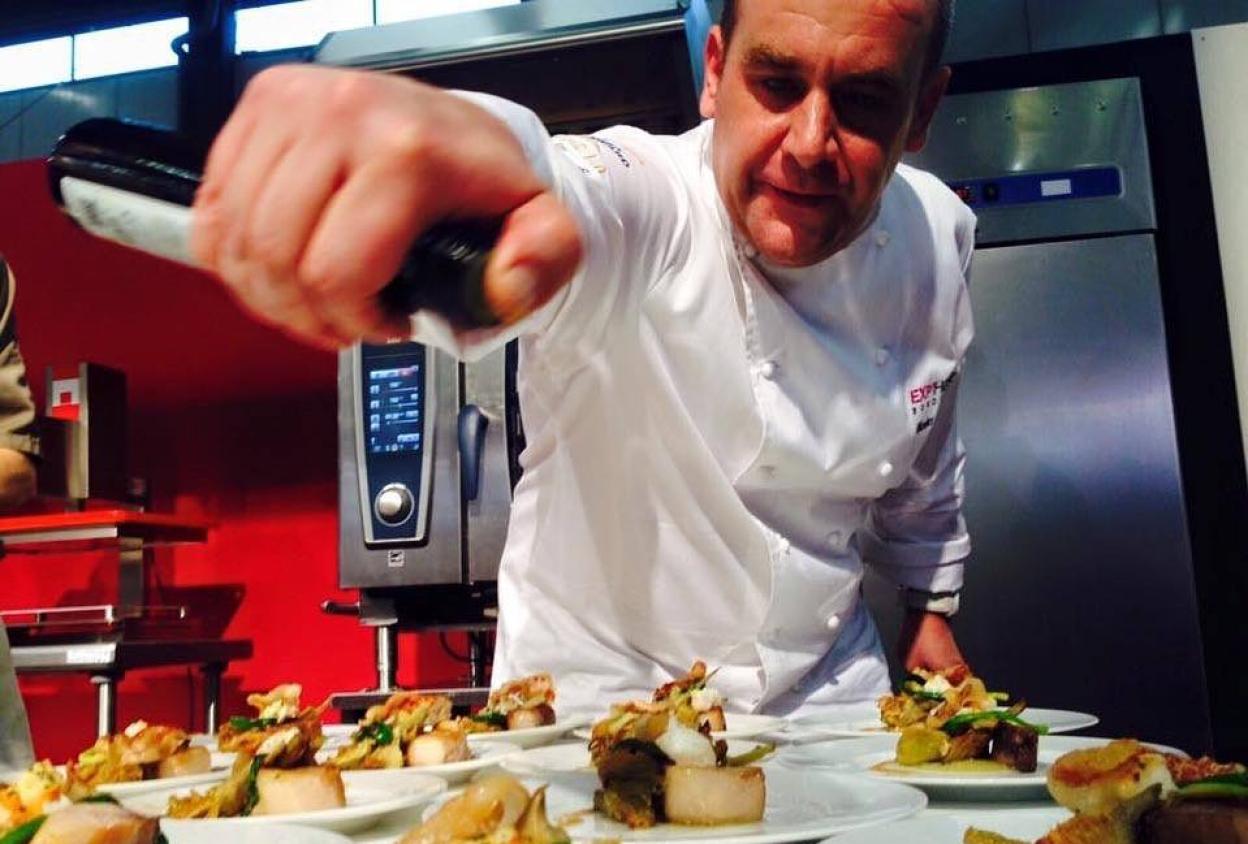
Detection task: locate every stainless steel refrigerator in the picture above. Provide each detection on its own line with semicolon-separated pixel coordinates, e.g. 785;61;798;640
868;70;1246;756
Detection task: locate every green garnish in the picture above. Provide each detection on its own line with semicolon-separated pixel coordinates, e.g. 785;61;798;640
940;710;1049;736
908;690;947;703
229;716;278;732
353;721;395;746
1179;772;1248;799
240;756;263;817
471;711;508;729
78;793;121;805
0;817;47;844
726;743;776;767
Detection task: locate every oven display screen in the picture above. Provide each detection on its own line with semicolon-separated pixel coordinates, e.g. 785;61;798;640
363;348;426;456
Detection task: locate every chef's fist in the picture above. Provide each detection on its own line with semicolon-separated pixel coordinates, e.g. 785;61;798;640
191;64;582;349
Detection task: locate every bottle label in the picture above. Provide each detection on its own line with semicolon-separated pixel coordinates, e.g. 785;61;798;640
59;175;195;267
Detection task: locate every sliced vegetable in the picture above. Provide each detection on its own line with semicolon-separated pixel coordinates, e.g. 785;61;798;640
1178;772;1248;799
228;716;278;732
940;710;1048;736
725;743;775;767
0;816;46;844
240;756;263;817
471;711;508;729
353;721;395;746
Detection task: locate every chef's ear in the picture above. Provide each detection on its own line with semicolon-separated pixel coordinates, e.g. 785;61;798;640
700;25;726;119
905;65;951;153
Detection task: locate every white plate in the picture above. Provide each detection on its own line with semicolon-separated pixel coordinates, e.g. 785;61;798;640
779;735;1184;802
317;740;520;785
467;715;594;750
158;821;354;844
120;770;446;836
571;712;786;742
57;753;237;798
418;766;924;843
802;707;1100;739
500;739;770;777
322;716;592;752
820;807;1072;844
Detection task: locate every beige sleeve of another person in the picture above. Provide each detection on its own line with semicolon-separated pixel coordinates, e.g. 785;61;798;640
0;258;39;508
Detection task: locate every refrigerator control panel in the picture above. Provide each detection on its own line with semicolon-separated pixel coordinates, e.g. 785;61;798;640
948;166;1122;210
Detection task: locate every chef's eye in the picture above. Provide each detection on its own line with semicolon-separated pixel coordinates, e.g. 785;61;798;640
757;76;803;102
837;90;889;112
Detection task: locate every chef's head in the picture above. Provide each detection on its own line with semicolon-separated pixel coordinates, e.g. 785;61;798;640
700;0;953;267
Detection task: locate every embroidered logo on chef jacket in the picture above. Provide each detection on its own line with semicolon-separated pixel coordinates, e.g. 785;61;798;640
553;135;607;175
908;370;957;434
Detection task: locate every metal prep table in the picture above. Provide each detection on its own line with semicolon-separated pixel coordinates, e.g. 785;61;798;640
11;638;252;737
0;510;252;736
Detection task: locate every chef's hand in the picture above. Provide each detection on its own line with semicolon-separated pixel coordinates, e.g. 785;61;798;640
190;65;583;349
898;610;967;674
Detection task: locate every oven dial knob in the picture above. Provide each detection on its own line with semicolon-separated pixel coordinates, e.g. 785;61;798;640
375;484;413;525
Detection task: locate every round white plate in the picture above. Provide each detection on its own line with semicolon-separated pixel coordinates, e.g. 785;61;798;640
322;716;592;752
417;766;924;843
571;712;786;743
820;806;1072;844
779;735;1184;802
317;739;519;785
500;739;770;777
158;821;354;844
57;752;237;798
120;770;446;835
801;707;1099;739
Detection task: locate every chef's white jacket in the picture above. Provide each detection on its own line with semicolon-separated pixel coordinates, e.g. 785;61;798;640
414;95;976;718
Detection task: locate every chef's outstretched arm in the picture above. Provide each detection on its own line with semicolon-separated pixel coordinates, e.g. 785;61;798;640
860;374;973;674
189;65;582;349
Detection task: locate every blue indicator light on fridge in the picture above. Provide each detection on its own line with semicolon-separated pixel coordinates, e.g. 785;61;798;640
947;167;1122;209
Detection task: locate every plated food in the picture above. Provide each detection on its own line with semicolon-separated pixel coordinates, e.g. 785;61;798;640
66;721;214;799
399;773;568;843
216;683;327;764
0;761;65;835
170;684;342;820
965;739;1248;844
588;662;771;829
463;673;557;734
879;667;1010;733
330;692;461;770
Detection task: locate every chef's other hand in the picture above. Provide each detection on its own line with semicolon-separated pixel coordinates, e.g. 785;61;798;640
898;610;967;675
190;65;582;349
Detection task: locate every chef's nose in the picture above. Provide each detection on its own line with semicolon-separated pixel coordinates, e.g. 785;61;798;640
782;91;838;170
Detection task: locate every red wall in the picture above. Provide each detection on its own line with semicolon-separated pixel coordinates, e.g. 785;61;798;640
0;159;465;762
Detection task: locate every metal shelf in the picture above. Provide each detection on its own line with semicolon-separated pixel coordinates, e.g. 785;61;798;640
0;510;211;553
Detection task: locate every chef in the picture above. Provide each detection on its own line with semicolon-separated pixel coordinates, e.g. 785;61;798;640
0;255;41;772
191;0;973;716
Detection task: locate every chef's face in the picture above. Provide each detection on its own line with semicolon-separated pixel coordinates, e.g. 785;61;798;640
700;0;950;267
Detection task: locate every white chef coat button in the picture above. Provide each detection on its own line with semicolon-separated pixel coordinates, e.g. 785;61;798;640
758;360;778;380
875;347;890;366
876;231;891;248
826;530;843;548
742;241;758;259
879;460;894;477
827;614;841;631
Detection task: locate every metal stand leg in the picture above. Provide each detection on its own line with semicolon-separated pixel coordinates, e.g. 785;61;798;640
202;663;223;734
91;673;118;737
469;631;488;688
375;625;397;693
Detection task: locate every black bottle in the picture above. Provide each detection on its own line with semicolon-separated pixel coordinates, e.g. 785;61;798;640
47;117;502;329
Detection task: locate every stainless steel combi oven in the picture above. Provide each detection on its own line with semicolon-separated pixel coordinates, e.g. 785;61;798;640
321;0;712;712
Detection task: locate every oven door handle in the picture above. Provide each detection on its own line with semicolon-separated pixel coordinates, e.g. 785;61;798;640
458;404;489;502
